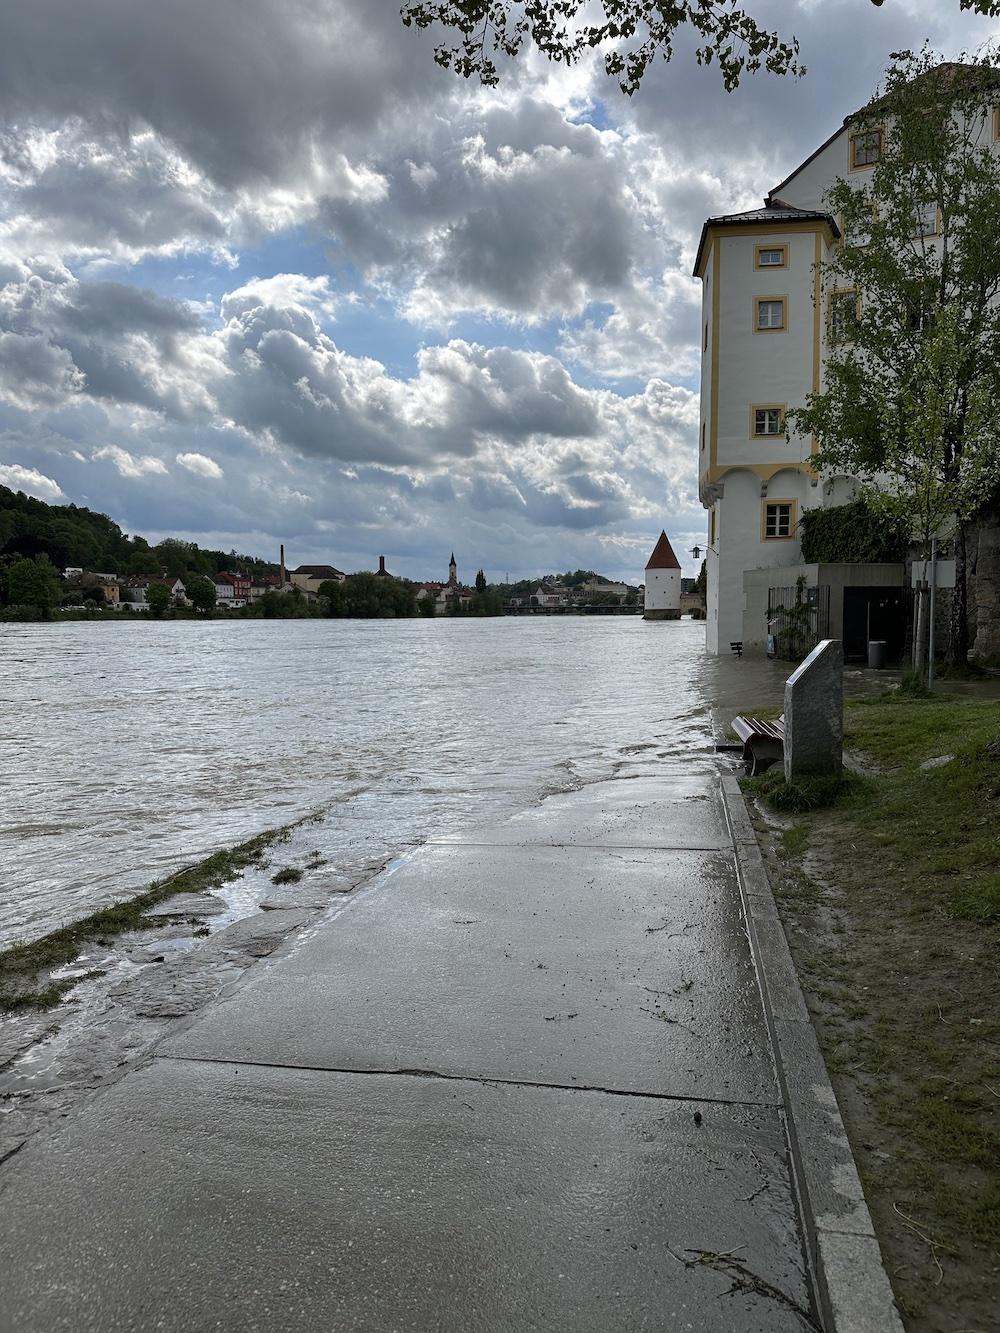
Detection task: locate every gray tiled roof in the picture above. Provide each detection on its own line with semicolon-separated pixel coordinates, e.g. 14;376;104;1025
693;201;839;276
706;204;833;225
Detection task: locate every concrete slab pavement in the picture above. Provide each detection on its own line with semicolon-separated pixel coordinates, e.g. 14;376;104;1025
0;765;830;1331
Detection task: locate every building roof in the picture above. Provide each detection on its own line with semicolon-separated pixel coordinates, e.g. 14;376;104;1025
693;201;838;277
766;61;1000;207
291;564;344;577
645;531;681;571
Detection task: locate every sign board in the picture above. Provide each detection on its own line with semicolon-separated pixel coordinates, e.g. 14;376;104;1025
911;558;956;589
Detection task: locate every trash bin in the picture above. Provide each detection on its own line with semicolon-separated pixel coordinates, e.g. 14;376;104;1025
867;640;886;669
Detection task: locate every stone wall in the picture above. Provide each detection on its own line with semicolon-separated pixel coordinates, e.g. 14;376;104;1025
971;516;1000;665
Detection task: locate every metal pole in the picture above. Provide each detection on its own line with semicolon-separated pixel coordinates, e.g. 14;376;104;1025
928;538;937;690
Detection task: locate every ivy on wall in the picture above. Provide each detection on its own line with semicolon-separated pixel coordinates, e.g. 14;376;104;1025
799;499;909;565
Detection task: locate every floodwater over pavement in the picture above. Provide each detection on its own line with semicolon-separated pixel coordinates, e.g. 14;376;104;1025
0;618;911;1327
1;701;820;1331
1;615;795;948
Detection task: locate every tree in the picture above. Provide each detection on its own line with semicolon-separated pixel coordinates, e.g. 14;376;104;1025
788;50;1000;667
144;580;172;617
318;579;346;615
5;556;61;615
401;2;999;96
475;568;487;593
417;591;436;616
186;575;217;614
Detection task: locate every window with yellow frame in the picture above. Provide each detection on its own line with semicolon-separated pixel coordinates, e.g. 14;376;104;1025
754;295;787;333
912;201;939;239
754;243;787;270
751;405;785;438
828;289;860;346
850;128;882;170
762;499;795;540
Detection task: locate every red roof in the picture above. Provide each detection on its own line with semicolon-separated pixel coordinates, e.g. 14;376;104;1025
645;531;681;570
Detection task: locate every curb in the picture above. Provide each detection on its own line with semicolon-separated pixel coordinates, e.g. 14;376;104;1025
720;773;904;1333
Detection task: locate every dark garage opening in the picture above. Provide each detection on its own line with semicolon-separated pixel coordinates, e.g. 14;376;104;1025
842;587;906;662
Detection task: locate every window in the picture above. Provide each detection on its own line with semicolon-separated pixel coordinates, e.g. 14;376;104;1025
703;322;708;351
701;421;706;451
764;501;794;539
709;509;716;546
752;406;784;437
850;129;881;169
755;244;787;269
912;202;938;238
905;278;936;332
829;289;859;345
755;297;787;332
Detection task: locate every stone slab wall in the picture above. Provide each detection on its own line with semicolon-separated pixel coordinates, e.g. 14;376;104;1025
971;517;1000;665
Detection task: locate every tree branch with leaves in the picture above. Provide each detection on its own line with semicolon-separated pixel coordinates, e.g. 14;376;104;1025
401;1;1000;94
788;48;1000;666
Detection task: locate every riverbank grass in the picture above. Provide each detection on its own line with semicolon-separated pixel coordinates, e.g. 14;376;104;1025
745;692;1000;1330
0;821;300;1013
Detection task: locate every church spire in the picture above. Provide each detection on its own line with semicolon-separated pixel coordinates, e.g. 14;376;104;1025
448;552;457;585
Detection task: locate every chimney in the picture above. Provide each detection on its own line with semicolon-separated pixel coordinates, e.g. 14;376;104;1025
280;543;286;586
378;555;386;574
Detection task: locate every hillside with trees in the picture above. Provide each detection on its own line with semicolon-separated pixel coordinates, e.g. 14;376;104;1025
0;485;278;581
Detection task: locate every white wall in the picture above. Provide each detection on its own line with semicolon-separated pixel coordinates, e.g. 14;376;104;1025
712;467;816;649
645;568;681;611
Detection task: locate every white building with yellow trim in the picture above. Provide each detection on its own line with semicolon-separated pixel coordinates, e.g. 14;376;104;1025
695;117;902;654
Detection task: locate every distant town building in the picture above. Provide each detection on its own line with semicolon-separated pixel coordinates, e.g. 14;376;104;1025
579;577;630;600
373;556;394;578
290;564;345;595
415;552;474;611
211;572;250;608
121;575;186;608
644;532;682;621
249;573;284;602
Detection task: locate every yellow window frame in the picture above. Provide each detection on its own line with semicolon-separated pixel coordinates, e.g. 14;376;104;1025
761;498;797;541
754;243;788;270
750;404;786;439
753;294;788;334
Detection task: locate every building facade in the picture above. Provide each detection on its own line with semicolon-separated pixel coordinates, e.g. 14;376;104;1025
693;94;965;653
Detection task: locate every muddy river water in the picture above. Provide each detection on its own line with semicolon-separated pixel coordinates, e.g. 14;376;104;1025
1;616;800;949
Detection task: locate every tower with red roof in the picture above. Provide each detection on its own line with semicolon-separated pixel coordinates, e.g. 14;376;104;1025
643;531;682;620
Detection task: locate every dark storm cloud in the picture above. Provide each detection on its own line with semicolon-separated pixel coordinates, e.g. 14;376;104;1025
0;267;210;414
13;133;228;253
319;97;640;320
0;0;438;188
61;282;201;341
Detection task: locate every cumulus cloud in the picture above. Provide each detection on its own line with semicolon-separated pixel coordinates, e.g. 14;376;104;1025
176;451;223;479
93;444;168;477
0;0;995;578
0;462;65;500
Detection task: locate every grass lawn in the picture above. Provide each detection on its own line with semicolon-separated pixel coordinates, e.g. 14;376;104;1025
745;692;1000;1333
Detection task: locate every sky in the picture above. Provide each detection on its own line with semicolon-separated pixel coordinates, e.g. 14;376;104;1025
1;1;998;583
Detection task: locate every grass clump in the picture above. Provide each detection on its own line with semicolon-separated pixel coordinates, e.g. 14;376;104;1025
0;817;306;1013
744;766;862;813
271;866;304;885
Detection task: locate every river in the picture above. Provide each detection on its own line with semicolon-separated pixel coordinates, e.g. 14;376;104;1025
1;616;797;950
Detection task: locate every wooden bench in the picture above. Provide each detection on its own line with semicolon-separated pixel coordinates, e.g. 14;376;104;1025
731;715;785;777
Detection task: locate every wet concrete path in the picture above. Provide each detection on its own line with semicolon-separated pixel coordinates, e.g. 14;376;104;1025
0;765;817;1331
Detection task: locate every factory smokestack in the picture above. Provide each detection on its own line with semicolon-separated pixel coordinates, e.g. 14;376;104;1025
280;543;286;586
